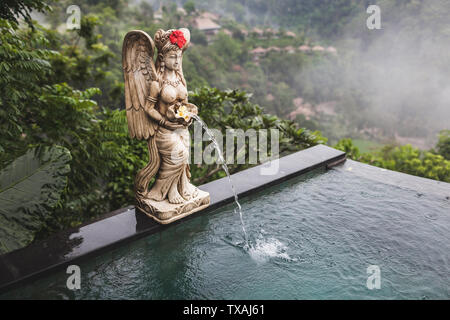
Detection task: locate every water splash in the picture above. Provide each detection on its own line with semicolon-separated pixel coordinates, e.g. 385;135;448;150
189;114;292;259
248;237;297;264
189;114;249;246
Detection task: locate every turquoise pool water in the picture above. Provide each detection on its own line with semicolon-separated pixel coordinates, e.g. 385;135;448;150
2;166;450;299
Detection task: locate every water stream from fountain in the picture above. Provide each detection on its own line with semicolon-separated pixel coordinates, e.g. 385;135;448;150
189;114;249;247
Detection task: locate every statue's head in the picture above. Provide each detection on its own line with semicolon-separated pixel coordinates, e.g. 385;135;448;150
154;28;190;73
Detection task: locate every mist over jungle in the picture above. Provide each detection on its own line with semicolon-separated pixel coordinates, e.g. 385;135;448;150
33;0;450;147
155;0;450;147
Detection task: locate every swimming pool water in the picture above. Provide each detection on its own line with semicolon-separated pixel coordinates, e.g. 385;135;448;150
3;166;450;299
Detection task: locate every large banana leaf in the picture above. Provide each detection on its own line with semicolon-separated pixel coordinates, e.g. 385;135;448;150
0;146;71;254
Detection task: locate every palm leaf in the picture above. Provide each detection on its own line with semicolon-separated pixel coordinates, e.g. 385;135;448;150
0;146;71;254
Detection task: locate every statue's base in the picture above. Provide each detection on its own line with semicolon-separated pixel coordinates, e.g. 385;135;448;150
137;189;210;224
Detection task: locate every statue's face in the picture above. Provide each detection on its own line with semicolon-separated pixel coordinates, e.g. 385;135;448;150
164;50;182;71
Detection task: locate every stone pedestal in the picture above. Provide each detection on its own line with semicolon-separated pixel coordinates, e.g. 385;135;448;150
138;189;210;224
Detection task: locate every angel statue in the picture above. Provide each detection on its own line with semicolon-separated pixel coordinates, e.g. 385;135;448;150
122;28;210;224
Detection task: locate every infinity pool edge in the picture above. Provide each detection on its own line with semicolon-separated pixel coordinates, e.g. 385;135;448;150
0;144;345;294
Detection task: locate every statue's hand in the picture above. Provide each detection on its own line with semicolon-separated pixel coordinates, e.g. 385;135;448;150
163;119;186;130
166;104;177;121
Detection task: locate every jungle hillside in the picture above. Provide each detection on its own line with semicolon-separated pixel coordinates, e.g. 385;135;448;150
0;0;449;254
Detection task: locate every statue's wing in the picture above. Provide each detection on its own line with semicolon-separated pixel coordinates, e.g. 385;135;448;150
122;30;158;140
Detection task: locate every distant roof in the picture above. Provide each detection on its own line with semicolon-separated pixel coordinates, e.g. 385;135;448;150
252;28;263;35
240;29;248;35
194;17;221;31
284;45;295;52
285;31;296;37
312;45;325;51
299;45;311;51
326;46;337;54
250;47;267;54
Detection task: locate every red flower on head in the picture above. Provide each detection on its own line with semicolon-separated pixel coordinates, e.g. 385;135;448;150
169;30;186;49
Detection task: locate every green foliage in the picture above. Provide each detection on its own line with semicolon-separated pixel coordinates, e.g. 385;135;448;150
0;19;58;162
0;16;137;235
35;86;145;231
190;28;208;46
99;109;147;211
436;130;450;160
294;114;318;131
210;32;246;64
334;138;360;160
183;1;196;15
189;87;327;184
0;0;50;27
334;138;450;183
0;146;71;254
77;14;101;49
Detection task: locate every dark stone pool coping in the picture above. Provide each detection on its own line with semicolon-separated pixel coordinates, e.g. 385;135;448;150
0;144;346;294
